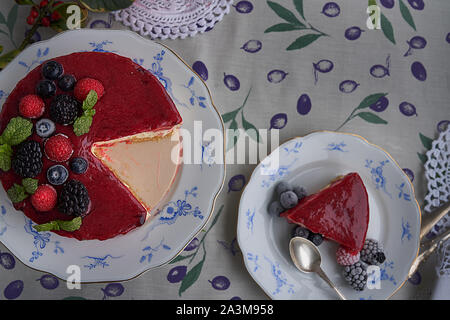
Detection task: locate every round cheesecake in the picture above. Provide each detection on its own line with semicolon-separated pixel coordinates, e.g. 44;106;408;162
0;52;182;241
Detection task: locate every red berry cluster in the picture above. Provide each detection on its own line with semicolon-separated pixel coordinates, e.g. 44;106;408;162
26;1;64;27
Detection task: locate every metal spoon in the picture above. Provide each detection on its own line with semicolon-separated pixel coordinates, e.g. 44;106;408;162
289;236;346;300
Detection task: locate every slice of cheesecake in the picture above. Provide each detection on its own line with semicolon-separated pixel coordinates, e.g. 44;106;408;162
281;172;369;252
92;128;182;217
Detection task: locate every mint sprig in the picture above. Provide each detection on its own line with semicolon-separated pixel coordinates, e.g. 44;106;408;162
33;216;82;232
73;90;98;136
7;178;38;203
0;117;33;172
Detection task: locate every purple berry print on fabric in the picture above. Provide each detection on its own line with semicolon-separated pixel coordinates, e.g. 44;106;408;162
233;1;253;14
231;296;242;300
313;59;334;84
101;283;125;299
437;120;450;132
241;40;262;53
228;174;246;193
446;33;450;44
321;2;340;17
223;73;240;91
37;274;59;290
408;0;424;10
3;280;23;300
0;251;16;270
339;80;360;93
404;36;427;56
380;0;395;9
267;69;288;83
399;101;418;116
167;265;188;283
411;61;427;81
369;96;389;112
209;276;231;290
402;168;415;182
192;61;208;81
270;113;288;129
184;237;200;251
370;55;391;78
297;94;312;115
345;26;364;41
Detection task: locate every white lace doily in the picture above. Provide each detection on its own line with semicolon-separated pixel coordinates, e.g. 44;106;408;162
424;126;450;276
114;0;234;40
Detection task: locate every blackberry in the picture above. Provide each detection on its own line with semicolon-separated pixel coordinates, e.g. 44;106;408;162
343;261;367;291
360;239;386;265
49;94;80;125
57;180;90;217
11;140;43;178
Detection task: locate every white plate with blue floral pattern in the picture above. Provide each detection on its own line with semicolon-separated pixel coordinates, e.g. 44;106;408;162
0;29;225;282
237;131;421;300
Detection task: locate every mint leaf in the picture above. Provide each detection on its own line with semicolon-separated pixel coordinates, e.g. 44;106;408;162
22;178;38;194
82;90;98;111
0;143;13;171
58;217;82;232
33;217;82;232
0;117;33;146
73;115;93;136
83;108;96;117
7;183;28;203
33;221;60;232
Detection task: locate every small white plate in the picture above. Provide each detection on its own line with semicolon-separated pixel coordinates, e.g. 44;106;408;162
237;131;421;300
0;29;225;282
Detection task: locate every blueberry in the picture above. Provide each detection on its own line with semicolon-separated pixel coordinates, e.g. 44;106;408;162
70;157;88;174
293;186;307;200
58;74;76;91
292;226;310;239
308;233;324;246
279;191;298;209
268;200;284;216
47;164;69;185
275;181;291;195
36;79;56;98
42;60;64;80
35;118;56;138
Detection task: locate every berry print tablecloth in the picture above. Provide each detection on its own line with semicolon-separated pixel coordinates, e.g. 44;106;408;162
0;0;449;300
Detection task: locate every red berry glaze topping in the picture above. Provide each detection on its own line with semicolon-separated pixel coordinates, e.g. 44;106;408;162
74;78;105;101
19;94;45;119
44;134;74;162
31;184;57;212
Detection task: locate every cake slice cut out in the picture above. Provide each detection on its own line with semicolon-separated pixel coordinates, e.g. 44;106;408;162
281;172;369;252
92;128;182;219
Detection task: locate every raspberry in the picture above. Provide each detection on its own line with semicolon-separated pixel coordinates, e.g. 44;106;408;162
44;134;74;162
31;184;57;212
336;246;360;266
74;78;104;101
19;94;45;119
